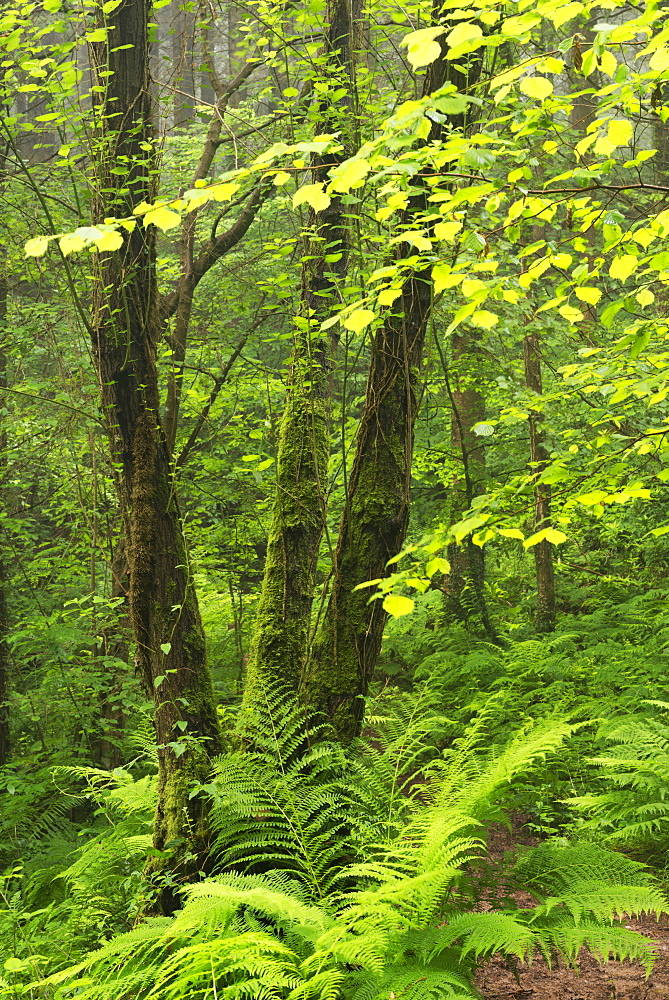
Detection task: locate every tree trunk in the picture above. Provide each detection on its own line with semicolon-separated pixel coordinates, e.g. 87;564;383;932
88;0;221;913
443;330;497;641
304;263;431;738
0;271;9;767
523;331;555;633
303;29;482;740
242;0;354;709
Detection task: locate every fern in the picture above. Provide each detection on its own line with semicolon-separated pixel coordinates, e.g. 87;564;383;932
568;711;669;851
38;702;667;1000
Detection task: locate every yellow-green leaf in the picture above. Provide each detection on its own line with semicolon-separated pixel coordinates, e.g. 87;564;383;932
637;288;655;306
343;308;375;333
293;183;331;213
401;27;444;70
425;556;450;576
383;594;415;617
329;157;370;193
607;118;633;148
59;232;87;255
25;236;51;257
609;254;638;281
378;287;402;306
94;230;124;252
650;47;669;72
559;305;584;323
499;528;525;540
519;75;553;100
143;206;182;231
471;309;498;329
432;264;463;292
574;286;601;305
434;219;462;241
211;182;241;202
446;21;483;51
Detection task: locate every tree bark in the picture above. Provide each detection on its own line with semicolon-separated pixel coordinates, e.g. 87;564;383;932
88;0;221;913
303;23;483;739
241;0;355;708
443;330;497;641
0;271;9;767
523;331;555;633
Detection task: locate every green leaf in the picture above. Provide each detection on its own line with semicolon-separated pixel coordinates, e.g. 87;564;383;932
85;28;108;42
630;329;651;359
4;959;27;973
160;643;172;655
382;594;415;617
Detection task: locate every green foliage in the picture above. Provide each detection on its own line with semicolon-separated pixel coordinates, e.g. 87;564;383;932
30;701;665;1000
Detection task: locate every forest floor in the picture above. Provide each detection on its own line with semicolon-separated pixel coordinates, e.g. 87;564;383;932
475;820;669;1000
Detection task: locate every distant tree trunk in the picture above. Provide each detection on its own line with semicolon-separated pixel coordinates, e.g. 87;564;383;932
172;0;196;127
0;271;8;767
88;0;221;914
443;330;497;642
304;28;483;740
524;331;555;633
162;56;265;455
242;0;354;709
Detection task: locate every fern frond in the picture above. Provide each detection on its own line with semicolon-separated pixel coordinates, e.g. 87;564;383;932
536;918;657;972
426;912;536;963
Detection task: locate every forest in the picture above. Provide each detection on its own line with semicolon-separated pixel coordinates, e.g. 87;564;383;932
5;0;669;996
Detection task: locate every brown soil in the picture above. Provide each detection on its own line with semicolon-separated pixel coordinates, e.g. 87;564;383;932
474;819;669;1000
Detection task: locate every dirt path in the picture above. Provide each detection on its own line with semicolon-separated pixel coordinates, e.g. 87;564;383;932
475;821;669;1000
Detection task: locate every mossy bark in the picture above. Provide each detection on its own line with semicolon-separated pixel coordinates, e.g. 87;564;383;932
242;0;354;710
0;272;8;767
88;0;221;914
305;263;431;739
303;19;483;739
524;331;555;633
443;330;497;642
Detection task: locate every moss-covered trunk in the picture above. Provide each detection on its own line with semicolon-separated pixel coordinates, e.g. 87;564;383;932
88;0;221;914
524;331;555;633
242;0;355;708
0;272;8;767
443;329;497;641
304;23;482;739
304;259;431;738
